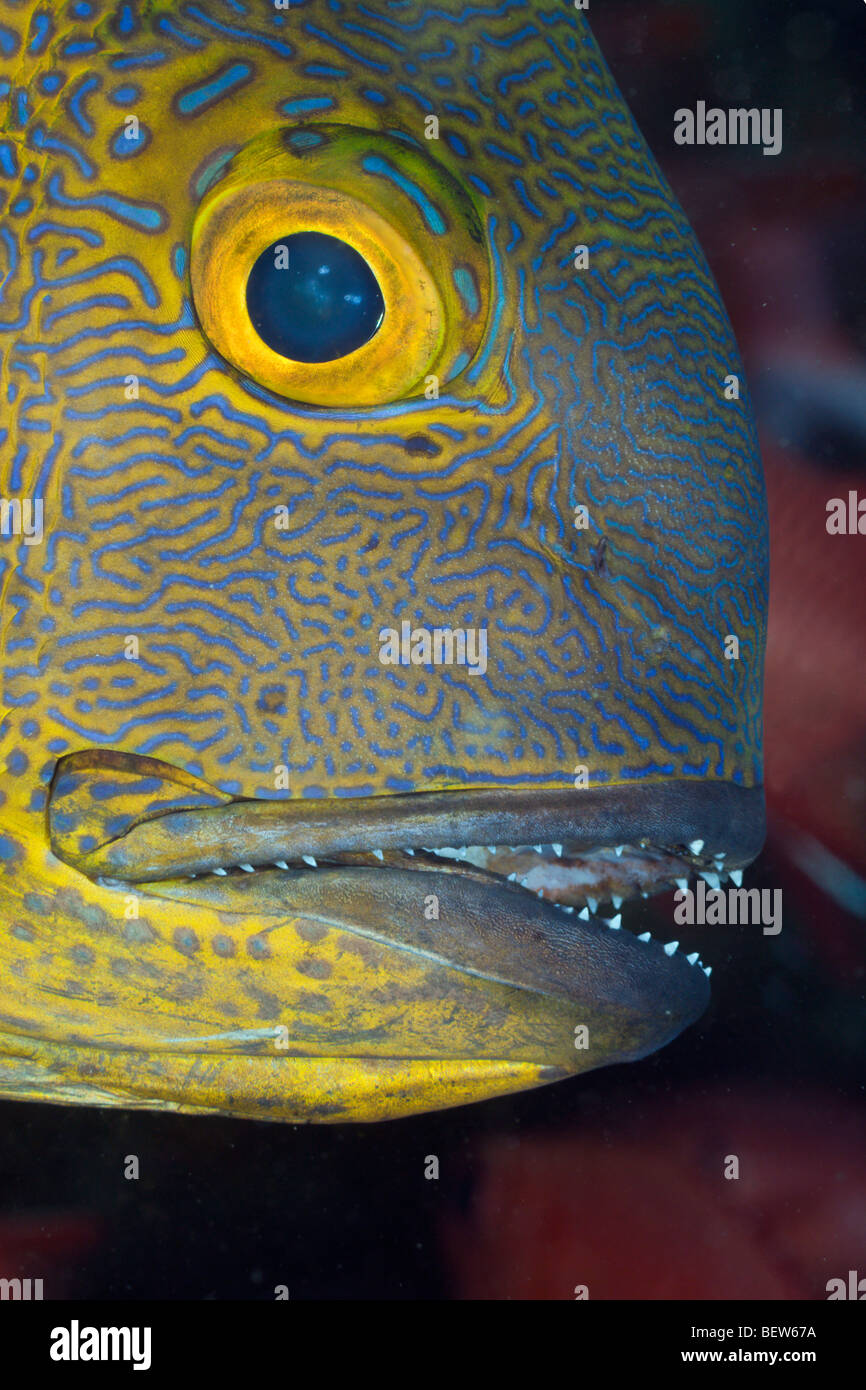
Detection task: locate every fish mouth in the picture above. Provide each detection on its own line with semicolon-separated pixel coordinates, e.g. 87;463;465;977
42;751;764;1114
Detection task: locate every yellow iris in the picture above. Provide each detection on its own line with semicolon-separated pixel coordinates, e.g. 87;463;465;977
190;125;490;407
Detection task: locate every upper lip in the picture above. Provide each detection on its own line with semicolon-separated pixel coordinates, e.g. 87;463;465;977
48;749;765;884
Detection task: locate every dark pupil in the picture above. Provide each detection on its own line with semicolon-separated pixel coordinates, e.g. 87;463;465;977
246;232;385;364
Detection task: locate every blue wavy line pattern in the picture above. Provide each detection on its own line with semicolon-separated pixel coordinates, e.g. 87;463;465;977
0;0;767;802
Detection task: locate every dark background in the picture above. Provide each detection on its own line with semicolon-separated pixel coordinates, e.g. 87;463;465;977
2;0;864;1299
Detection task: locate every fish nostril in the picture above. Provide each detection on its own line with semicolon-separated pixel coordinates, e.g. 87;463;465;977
257;686;288;715
590;536;610;578
402;433;441;457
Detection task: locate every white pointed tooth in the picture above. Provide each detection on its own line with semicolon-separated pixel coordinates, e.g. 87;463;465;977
563;905;574;914
663;940;678;956
730;869;743;886
507;872;518;882
534;844;544;854
275;861;290;871
611;894;623;909
372;849;384;862
302;855;318;868
552;843;563;857
587;897;598;913
638;931;652;942
605;914;622;930
487;845;497;854
239;863;255;873
701;871;721;890
214;867;228;876
578;907;590;921
675;877;689;893
614;844;625;856
703;965;712;977
714;855;725;867
686;952;700;965
405;847;415;856
688;839;704;855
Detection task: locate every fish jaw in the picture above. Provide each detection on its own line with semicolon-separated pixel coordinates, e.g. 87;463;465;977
0;751;722;1123
0;838;709;1123
0;1042;569;1125
0;748;732;1122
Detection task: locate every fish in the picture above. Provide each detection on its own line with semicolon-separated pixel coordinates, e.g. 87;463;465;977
0;0;768;1122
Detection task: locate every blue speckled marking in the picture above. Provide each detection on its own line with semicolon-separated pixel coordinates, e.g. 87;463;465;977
0;0;767;804
176;60;253;114
361;154;447;234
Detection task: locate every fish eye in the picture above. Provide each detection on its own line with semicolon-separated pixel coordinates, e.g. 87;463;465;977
189;125;490;408
246;232;385;364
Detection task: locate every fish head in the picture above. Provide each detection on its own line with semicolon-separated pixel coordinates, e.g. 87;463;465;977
0;0;767;1121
